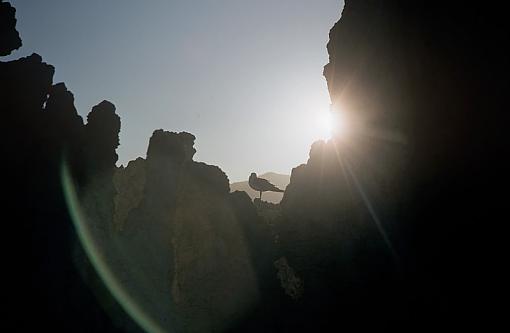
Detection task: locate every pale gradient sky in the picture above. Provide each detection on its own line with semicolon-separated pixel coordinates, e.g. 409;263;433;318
7;0;343;181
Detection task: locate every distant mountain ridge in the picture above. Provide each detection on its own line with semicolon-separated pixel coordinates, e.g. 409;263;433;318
230;172;290;203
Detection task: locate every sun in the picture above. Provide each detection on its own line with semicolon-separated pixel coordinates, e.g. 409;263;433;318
317;106;347;140
317;111;333;138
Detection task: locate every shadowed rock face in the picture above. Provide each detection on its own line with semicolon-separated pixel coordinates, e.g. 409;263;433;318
113;158;146;232
279;140;400;332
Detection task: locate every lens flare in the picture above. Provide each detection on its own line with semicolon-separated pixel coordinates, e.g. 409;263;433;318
61;159;167;333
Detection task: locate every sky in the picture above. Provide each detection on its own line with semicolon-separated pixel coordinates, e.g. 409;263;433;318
7;0;343;182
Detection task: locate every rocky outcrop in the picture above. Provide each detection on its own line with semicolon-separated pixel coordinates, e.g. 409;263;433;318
279;0;507;330
109;130;279;332
0;0;21;55
2;1;280;331
1;2;130;330
278;137;400;331
113;158;146;231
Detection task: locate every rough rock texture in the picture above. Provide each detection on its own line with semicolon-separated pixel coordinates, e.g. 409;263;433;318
113;158;146;231
274;257;303;300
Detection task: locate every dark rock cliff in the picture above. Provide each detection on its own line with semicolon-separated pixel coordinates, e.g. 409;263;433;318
280;0;507;330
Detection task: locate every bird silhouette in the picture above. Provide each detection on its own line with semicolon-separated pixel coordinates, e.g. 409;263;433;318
249;172;284;200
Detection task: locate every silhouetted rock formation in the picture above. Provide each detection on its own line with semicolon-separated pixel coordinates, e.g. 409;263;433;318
278;138;400;331
279;0;507;331
1;1;281;331
107;130;281;332
80;100;121;242
84;100;121;174
1;2;133;331
0;0;21;55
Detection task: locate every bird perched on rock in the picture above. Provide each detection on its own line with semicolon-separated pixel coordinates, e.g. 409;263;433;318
249;172;284;200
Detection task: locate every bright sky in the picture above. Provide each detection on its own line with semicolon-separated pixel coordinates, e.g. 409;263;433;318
7;0;343;182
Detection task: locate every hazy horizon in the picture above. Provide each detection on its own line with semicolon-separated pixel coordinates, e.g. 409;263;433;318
6;0;343;182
